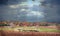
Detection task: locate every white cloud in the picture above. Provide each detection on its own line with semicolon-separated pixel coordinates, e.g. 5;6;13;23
9;2;31;8
26;11;44;17
9;1;42;8
20;9;26;11
20;8;31;12
9;5;19;8
20;2;34;7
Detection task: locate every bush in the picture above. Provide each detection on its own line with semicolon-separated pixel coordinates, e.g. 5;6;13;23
0;24;10;26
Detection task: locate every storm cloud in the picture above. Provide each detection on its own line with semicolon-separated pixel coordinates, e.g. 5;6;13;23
0;0;60;23
42;0;60;23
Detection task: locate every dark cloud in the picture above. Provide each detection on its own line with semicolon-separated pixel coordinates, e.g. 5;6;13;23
51;0;60;5
0;0;60;23
42;0;60;23
41;0;60;5
0;0;8;5
8;0;27;5
0;0;27;21
0;0;27;5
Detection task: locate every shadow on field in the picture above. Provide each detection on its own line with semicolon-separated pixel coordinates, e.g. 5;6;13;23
0;30;6;36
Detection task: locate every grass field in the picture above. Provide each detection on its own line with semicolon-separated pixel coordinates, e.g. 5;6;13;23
0;26;60;32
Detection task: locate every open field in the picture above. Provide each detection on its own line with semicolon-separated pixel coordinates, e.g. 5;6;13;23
0;26;60;36
0;30;60;36
0;26;60;32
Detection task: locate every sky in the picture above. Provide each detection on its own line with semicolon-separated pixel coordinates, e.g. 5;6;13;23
0;0;60;23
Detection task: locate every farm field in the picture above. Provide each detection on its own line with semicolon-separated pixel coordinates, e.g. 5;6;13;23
0;26;60;36
0;26;60;32
0;31;60;36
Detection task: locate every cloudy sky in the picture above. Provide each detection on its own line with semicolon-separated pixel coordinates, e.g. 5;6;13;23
0;0;60;23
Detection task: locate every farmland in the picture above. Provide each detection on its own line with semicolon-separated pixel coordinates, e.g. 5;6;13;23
0;26;60;32
0;21;60;36
0;26;60;36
